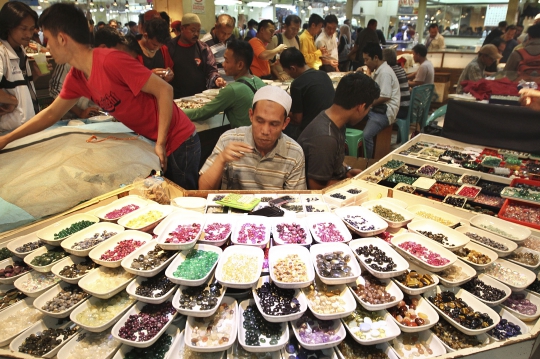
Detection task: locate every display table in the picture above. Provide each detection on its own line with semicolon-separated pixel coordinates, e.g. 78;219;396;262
1;134;539;359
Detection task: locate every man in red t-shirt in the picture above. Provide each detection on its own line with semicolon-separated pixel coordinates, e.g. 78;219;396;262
0;3;200;190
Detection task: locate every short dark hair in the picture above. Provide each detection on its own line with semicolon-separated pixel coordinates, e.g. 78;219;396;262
412;44;427;57
324;15;338;26
498;21;507;28
429;23;438;29
367;19;377;27
506;25;517;31
382;48;397;66
528;24;540;39
227;39;254;69
0;1;38;41
248;19;258;28
285;15;301;26
128;21;137;28
362;42;382;60
257;19;274;33
308;14;324;27
143;18;170;44
334;72;380;110
280;47;306;68
160;11;170;24
97;21;106;27
490;37;506;47
38;3;91;45
94;26;126;48
89;19;95;26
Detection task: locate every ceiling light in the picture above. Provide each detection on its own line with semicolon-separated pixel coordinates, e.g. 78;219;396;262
301;8;305;13
220;6;224;13
332;5;335;9
99;5;104;11
125;1;129;8
323;5;328;11
90;0;94;5
37;5;42;9
250;6;253;11
113;1;118;6
308;5;312;9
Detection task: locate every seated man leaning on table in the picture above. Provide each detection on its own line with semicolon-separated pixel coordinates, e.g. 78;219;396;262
297;72;380;190
198;86;306;190
456;44;501;94
183;39;266;128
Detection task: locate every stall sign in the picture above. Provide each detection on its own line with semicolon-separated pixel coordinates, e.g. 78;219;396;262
192;0;204;14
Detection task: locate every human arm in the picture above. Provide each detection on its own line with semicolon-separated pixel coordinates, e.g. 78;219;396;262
289;112;303;126
198;141;254;190
270;61;291;81
183;86;235;122
408;66;426;87
520;89;540;111
307;166;360;190
0;91;18;115
151;68;174;83
0;97;77;150
202;44;222;89
258;44;287;60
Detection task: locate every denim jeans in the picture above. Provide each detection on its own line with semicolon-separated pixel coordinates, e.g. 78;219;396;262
363;110;389;159
165;132;201;190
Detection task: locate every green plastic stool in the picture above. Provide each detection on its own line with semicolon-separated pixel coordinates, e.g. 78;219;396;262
345;128;366;158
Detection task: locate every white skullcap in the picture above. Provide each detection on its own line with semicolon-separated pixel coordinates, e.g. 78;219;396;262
252;85;292;114
535;13;540;20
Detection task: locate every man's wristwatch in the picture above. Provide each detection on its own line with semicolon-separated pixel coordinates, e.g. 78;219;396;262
345;165;353;173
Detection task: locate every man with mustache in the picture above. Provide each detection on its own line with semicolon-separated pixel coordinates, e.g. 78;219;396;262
167;13;226;99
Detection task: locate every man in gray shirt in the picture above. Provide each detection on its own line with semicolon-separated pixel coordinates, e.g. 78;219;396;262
408;44;434;87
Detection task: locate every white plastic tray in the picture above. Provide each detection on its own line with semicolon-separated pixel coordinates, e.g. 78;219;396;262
392;263;439;296
36;213;99;245
126;275;177;304
69;293;136;333
60;222;125;257
24;246;68;272
435;260;476;288
407;220;470;250
0;257;32;284
391;233;457;273
165;244;222;286
342;310;401;345
349;275;403;311
0;297;42;346
57;329;122;359
89;230;152;268
334;206;389;237
111;300;177;348
406;204;462;227
349;238;409;278
215;245;264;289
454;225;517;257
199;215;235;246
292;315;346;349
462;273;511;307
231;216;271;248
456;241;498;270
271;217;313;245
14;271;61;297
94;195;149;221
51;255;97;284
303;281;357;321
268;245;315;289
173;276;227;317
184;296;237;352
155;212;206;250
121;240;177;277
487;306;529;341
506;246;540;270
117;203;176;231
112;325;181;359
387;295;439;333
500;291;540;322
33;281;88;318
237;299;288;352
252;275;307;323
361;200;415;228
78;266;135;299
7;231;43;259
470;214;531;242
438;332;490;353
391;330;446;358
483;258;536;291
306;214;353;244
423;285;499;335
310;243;361;285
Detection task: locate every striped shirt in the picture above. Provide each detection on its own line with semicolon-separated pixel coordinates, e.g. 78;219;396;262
200;126;307;190
391;64;410;118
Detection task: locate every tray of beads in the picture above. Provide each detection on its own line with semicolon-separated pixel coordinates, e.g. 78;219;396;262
433;172;461;185
58;329;123;359
165;244;222;286
155;213;206;251
455;226;517;258
335;336;399;359
371;167;395;180
89;230;151;268
272;218;312;246
60;222;124;257
126;271;177;305
231;216;271;248
292;311;346;349
394;183;416;194
349;272;403;311
334;206;388;237
199;215;234;247
498;199;540;231
282;335;339;359
252;275;308;323
215;245;264;289
184;296;237;352
0;297;43;347
458;174;481;186
237;299;289;352
94;195;150;222
0;257;32;284
306;214;352;244
391;330;446;358
14;271;61;298
434;260;476;288
78;266;135;299
406;204;461;227
361;200;414;228
454;241;498;270
415;165;439;178
391;233;457;273
117;204;176;232
501;186;540;206
33;281;89;318
323;190;356;207
305;203;331;214
121;241;177;277
51;255;98;284
111;300;177;348
24;246;68;273
302;275;357;321
423;286;499;336
37;213;99;246
500;291;540;322
310;243;361;285
470;214;531;242
507;246;540;270
487;307;529;341
386;294;439;333
392;264;439;296
383;159;405;171
173;275;226;317
301;194;324;204
269;245;315;289
484;258;537;292
361;174;383;184
455;184;482;199
7;231;45;259
407;219;470;251
349;238;409;279
460;274;511;307
430;317;490;353
442;195;467;208
418;147;445;161
341;304;401;345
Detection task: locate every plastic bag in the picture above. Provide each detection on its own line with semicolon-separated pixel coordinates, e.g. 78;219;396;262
132;175;170;205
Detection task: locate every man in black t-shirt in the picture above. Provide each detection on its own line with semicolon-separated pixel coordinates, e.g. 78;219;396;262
297;72;380;190
280;47;335;140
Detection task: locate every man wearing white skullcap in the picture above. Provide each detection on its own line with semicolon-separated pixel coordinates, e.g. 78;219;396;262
199;86;306;190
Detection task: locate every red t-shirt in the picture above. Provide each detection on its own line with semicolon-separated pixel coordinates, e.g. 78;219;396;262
60;48;195;156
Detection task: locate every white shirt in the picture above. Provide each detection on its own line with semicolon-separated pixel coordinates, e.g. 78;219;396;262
315;31;338;60
415;60;435;85
0;40;36;132
372;61;400;124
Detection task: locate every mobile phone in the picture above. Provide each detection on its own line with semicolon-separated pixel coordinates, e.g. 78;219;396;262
268;196;293;207
249;205;284;217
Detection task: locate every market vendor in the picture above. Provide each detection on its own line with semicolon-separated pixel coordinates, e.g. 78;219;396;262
297;72;380;190
134;18;174;83
456;44;501;94
0;2;50;132
0;4;201;190
183;40;266;128
198;85;306;190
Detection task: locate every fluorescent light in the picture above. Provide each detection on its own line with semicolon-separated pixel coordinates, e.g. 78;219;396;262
246;1;272;7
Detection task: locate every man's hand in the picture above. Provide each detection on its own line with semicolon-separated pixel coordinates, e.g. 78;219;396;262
520;89;540;112
79;106;101;119
218;142;254;164
0;103;17;116
215;77;227;88
320;46;329;56
155;143;168;172
275;44;287;53
31;61;53;79
278;73;291;81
